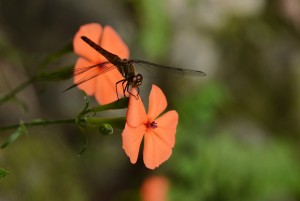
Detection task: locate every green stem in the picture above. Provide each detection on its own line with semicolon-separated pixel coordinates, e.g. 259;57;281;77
0;65;74;106
0;76;38;105
0;118;75;132
86;117;126;129
40;42;73;68
0;42;73;105
0;117;127;132
88;98;129;113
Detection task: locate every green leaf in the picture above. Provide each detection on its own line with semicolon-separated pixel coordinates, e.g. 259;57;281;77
0;168;10;178
41;65;74;81
90;98;129;113
1;123;27;149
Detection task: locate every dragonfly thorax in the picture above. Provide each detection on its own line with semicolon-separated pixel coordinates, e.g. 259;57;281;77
116;59;136;78
120;59;143;88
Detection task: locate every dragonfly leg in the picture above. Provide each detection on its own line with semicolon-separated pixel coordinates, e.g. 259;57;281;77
116;79;139;100
127;86;139;100
122;80;128;97
136;87;140;99
116;79;126;100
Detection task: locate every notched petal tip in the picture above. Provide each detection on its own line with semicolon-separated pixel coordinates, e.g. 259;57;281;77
155;110;179;148
143;109;179;169
73;23;104;63
147;85;168;120
101;26;130;59
143;129;173;170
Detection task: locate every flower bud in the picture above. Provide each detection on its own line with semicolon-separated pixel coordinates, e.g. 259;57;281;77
99;123;113;135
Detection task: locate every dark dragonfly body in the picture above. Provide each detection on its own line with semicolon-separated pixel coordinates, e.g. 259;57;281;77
81;36;137;80
68;36;206;98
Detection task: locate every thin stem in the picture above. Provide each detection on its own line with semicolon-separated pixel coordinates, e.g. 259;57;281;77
86;117;126;128
0;118;75;132
0;42;73;105
0;65;74;106
0;76;38;105
0;117;127;132
40;42;73;69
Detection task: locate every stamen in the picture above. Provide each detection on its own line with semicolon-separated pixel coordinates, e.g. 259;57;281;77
146;121;158;129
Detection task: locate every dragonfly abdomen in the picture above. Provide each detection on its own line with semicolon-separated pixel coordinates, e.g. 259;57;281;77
81;36;122;66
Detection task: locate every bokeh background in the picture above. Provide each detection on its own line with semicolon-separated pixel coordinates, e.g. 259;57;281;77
1;0;300;200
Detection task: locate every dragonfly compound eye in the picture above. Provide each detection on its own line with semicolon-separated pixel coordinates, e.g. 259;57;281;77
136;74;143;81
136;74;143;86
131;74;143;87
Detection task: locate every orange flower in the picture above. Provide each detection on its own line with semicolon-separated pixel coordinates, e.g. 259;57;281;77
122;85;178;169
140;175;169;201
73;23;129;104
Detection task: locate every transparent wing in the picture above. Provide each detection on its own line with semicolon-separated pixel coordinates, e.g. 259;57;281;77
73;61;111;76
64;61;118;91
131;59;206;76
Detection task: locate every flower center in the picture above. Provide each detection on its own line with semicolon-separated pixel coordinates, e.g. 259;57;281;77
145;121;158;129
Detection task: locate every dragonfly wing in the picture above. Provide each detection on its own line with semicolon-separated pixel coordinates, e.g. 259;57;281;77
64;59;118;92
73;60;111;76
131;59;206;76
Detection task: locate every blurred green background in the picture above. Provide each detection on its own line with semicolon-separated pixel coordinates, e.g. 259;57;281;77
1;0;300;200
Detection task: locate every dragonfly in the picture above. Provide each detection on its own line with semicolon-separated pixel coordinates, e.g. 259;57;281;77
67;36;206;98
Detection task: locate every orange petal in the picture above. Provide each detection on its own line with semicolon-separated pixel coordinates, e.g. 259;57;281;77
94;68;126;104
101;26;129;59
143;130;172;169
122;123;146;164
154;110;179;148
73;58;97;95
141;176;169;201
143;110;178;169
147;85;167;121
126;88;147;127
73;23;104;63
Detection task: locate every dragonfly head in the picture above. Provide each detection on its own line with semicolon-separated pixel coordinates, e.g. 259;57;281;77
130;73;143;88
